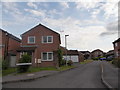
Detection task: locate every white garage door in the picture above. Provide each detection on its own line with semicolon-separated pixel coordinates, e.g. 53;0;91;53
71;55;79;62
63;55;79;62
10;56;16;67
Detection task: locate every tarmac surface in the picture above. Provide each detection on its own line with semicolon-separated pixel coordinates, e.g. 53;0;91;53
3;61;109;88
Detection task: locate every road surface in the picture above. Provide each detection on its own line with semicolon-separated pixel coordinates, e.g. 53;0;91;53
3;61;107;88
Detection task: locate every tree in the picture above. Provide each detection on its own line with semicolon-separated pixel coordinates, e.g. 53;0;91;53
57;49;63;67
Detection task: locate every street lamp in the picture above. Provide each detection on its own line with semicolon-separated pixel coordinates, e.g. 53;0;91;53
65;35;69;66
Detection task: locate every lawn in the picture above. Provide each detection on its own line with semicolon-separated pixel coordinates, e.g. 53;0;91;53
2;68;17;76
80;60;93;64
2;65;75;76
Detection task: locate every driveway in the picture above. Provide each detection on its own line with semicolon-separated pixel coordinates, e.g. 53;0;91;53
3;61;107;88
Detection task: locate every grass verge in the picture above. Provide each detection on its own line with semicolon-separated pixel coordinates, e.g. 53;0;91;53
3;65;75;76
80;60;93;64
2;68;17;76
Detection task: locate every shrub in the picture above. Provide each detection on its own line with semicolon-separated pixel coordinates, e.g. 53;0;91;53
67;60;73;66
61;59;66;66
57;49;63;67
17;54;31;73
112;58;120;68
2;59;9;70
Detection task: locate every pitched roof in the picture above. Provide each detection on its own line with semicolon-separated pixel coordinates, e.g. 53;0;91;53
0;29;21;42
67;50;79;55
113;38;120;44
91;49;103;53
21;24;61;44
22;24;60;36
80;51;90;54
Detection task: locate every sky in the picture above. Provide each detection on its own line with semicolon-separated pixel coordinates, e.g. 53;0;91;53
0;0;119;52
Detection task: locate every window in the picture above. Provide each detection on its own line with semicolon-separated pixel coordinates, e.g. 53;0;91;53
43;36;47;43
43;52;47;60
42;52;53;61
42;36;53;43
28;36;35;44
48;36;52;43
115;43;118;47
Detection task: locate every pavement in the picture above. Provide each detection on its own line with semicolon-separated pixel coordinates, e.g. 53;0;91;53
3;61;107;88
101;61;119;89
2;70;59;84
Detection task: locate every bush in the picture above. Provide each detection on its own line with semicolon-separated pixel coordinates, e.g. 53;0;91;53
61;59;66;66
67;60;73;66
2;60;9;70
17;54;31;73
112;58;120;68
57;49;63;67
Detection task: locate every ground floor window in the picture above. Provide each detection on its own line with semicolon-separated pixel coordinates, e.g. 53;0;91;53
42;52;53;61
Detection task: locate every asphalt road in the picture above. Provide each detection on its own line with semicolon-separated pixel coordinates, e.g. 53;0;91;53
3;61;107;88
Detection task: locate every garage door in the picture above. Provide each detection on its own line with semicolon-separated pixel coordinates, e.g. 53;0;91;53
71;55;79;62
10;56;16;67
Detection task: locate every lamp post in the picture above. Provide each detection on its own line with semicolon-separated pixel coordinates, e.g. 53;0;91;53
65;35;69;66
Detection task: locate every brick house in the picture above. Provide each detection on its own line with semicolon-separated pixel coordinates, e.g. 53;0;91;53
60;46;84;62
0;29;21;67
80;51;91;60
105;50;114;60
17;24;61;67
91;49;104;59
113;38;120;58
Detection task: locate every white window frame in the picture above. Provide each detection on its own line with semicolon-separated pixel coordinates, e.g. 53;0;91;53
41;52;53;61
42;36;53;43
115;43;118;47
28;36;35;44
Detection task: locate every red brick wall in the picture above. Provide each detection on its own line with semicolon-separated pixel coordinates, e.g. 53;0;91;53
0;30;21;60
113;41;120;58
20;25;60;67
8;37;21;54
91;50;104;59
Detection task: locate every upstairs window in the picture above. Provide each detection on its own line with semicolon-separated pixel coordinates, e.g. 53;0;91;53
42;36;53;43
28;36;35;44
115;43;118;47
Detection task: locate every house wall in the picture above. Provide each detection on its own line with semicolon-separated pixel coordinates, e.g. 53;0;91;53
79;52;84;62
0;30;21;61
8;37;21;54
113;41;120;58
91;50;104;59
20;25;60;67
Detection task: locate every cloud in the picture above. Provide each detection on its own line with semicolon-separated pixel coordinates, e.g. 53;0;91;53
100;20;118;36
2;2;22;15
27;2;38;9
75;2;99;9
91;9;100;19
24;9;45;17
100;2;118;19
42;16;109;51
60;2;69;9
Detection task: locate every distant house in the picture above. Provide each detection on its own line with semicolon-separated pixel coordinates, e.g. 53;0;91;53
60;46;84;62
106;50;114;60
91;49;104;59
80;51;91;60
0;29;21;67
17;24;61;67
113;38;120;58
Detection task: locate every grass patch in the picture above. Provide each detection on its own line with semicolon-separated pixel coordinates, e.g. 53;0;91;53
2;68;17;76
80;60;93;64
58;65;75;71
27;67;57;73
3;66;75;76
